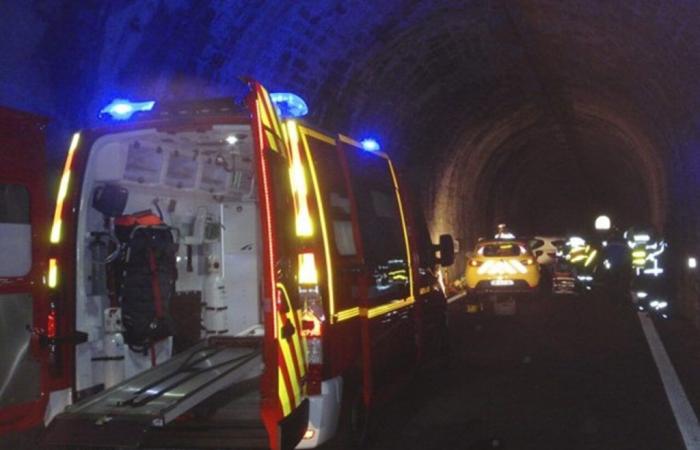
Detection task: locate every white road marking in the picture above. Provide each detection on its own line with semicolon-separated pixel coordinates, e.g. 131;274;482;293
447;292;466;304
638;312;700;449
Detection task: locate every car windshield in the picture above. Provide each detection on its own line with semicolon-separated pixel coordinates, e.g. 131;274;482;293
480;243;523;257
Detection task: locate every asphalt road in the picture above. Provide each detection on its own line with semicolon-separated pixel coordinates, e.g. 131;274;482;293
6;290;698;450
320;290;691;450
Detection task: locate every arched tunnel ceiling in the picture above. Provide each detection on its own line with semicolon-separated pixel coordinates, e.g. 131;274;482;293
3;0;700;248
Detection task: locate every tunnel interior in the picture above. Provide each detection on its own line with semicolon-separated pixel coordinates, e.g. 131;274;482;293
4;0;700;320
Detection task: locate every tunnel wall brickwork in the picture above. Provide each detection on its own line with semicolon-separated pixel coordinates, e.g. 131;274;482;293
3;1;700;322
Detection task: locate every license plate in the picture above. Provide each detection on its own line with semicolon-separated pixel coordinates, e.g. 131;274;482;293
491;279;514;286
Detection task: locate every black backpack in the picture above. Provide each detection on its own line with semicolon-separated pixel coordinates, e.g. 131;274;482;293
113;211;178;353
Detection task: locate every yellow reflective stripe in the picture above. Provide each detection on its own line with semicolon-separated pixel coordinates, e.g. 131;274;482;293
338;133;389;158
278;367;292;416
304;127;336;145
50;132;81;243
278;323;301;405
299;128;338;322
256;94;280;153
335;307;360;322
276;283;305;403
296;308;309;360
262;89;283;138
366;297;415;319
387;159;414;299
290;323;306;378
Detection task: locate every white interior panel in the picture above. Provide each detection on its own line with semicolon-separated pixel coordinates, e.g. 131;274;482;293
74;125;262;393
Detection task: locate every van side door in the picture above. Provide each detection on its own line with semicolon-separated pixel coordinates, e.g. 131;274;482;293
339;138;417;404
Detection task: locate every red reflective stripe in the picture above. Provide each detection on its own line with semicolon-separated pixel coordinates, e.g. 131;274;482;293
256;99;277;313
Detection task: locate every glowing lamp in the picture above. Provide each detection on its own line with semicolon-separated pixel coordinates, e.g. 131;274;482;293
689;257;697;269
360;138;381;152
594;215;611;231
270;92;308;118
100;99;155;120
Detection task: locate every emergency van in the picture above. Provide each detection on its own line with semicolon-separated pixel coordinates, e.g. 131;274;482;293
0;107;51;437
0;83;453;450
284;121;454;447
32;82;309;450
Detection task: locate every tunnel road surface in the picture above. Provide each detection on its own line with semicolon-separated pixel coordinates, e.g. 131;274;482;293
320;290;696;450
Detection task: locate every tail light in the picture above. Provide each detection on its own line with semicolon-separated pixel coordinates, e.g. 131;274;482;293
469;259;482;267
298;251;325;395
521;258;535;265
300;287;324;395
47;307;57;339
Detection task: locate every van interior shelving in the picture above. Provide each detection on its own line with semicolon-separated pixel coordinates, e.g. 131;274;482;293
43;124;272;447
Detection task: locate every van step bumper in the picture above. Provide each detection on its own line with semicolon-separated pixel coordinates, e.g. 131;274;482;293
41;337;264;448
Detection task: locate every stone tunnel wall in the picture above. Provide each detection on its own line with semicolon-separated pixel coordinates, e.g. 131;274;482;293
3;1;700;323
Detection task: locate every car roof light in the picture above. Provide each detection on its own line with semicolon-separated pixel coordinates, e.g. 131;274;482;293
270;92;308;118
100;99;155;120
360;138;381;152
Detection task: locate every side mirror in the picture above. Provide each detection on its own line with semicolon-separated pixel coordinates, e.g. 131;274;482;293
436;234;455;267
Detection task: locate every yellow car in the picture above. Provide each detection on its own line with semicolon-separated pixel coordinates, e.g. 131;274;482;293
466;240;541;295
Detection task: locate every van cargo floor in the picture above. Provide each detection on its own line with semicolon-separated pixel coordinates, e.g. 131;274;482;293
42;337;263;448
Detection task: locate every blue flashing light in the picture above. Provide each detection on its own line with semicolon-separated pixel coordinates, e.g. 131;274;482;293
100;99;155;120
360;138;381;152
269;92;308;118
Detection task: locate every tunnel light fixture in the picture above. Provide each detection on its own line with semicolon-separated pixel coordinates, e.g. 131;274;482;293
100;98;155;120
225;135;238;145
270;92;309;118
688;257;697;269
594;215;611;231
360;138;381;152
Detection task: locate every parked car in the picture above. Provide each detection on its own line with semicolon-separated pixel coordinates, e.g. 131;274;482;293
466;240;540;296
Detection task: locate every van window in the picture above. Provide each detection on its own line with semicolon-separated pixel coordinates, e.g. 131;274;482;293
0;184;31;276
344;149;409;303
307;138;357;256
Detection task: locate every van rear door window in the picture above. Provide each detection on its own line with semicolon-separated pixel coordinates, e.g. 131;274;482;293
307;138;358;257
0;184;31;276
344;149;409;303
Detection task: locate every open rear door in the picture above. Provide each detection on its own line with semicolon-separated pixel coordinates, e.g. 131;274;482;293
0;108;52;436
247;80;309;450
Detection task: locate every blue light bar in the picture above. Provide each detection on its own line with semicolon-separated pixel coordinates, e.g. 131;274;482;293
100;99;156;120
269;92;308;118
360;138;380;152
